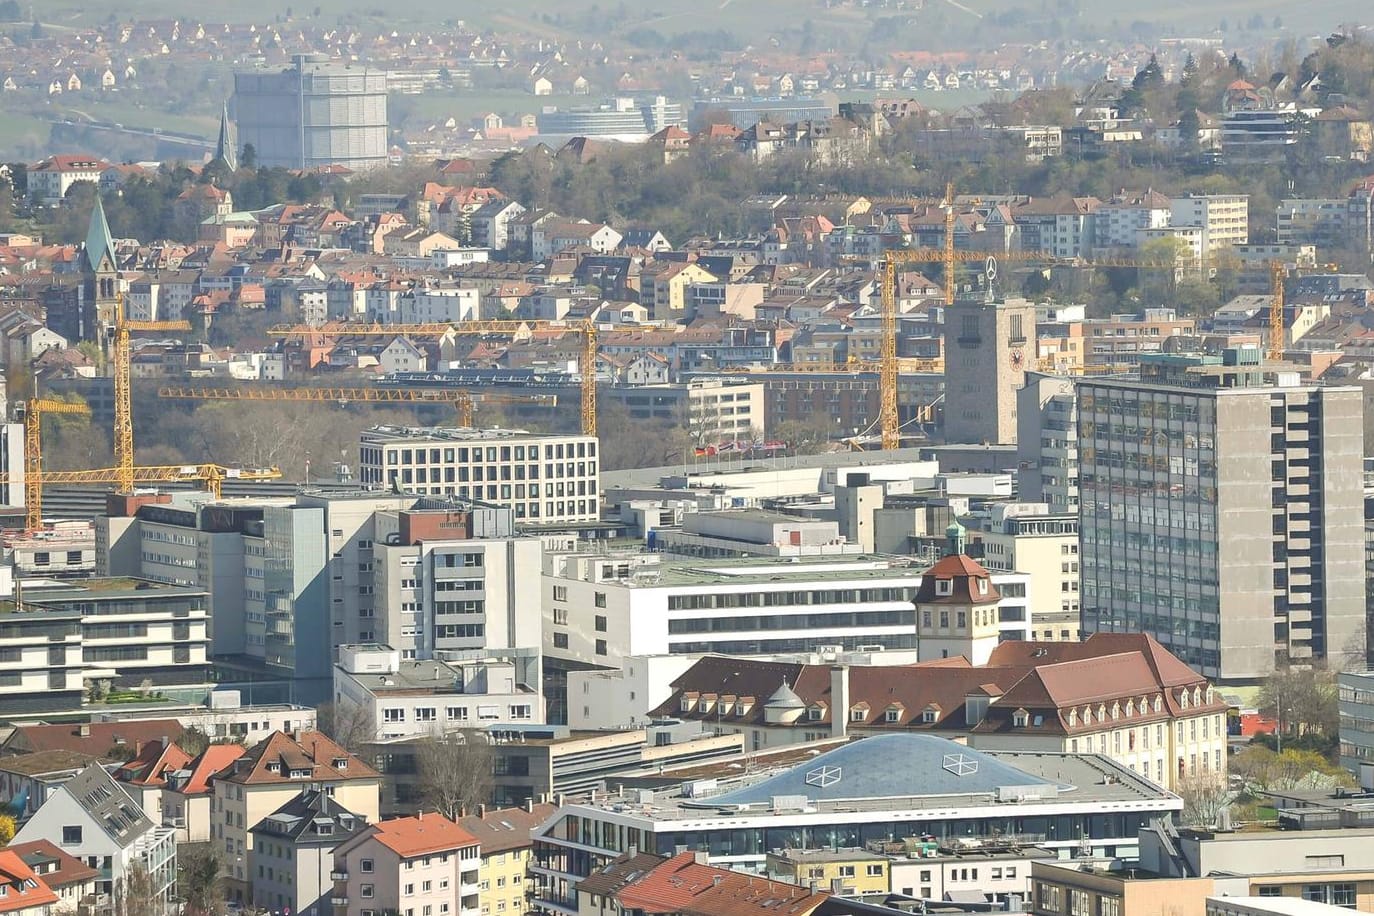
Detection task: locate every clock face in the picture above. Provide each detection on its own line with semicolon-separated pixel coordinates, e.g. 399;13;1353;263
1009;347;1024;369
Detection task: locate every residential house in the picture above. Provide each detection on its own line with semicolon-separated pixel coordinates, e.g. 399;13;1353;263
249;788;368;916
383;229;462;259
331;813;482;916
0;850;60;916
28;155;108;205
640;261;717;321
532;221;624;261
7;840;100;914
158;744;245;843
111;739;193;826
211;730;382;902
12;764;177;915
454;802;556;916
470;200;527;254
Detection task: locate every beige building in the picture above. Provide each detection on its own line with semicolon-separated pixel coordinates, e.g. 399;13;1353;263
331;813;481;916
967;504;1080;641
1171;194;1249;259
1032;860;1214;916
640;260;717;321
454;802;557;916
213;731;382;902
767;848;890;896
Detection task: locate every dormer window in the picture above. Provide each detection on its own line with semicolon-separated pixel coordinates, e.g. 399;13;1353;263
1013;709;1030;728
918;708;935;724
976;578;989;596
1110;703;1120;721
850;708;866;722
1083;706;1093;725
266;762;281;774
935;578;953;596
1154;695;1163;713
289;768;310;779
680;695;695;712
1068;708;1078;726
1179;691;1189;709
333;758;348;771
807;706;824;721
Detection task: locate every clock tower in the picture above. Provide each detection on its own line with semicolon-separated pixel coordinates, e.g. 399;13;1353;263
943;294;1039;446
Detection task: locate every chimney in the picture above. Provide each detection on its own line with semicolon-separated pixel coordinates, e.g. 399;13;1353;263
78;724;91;738
523;798;534;814
693;851;710;866
830;665;850;739
477;804;486;818
626;844;638;858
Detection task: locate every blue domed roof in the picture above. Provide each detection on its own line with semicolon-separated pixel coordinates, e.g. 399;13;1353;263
687;733;1067;808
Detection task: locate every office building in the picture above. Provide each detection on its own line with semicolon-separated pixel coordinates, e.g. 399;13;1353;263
1079;351;1365;681
1339;670;1374;779
967;503;1080;641
332;643;543;740
944;296;1038;445
99;499;331;702
357;427;599;525
536;96;685;142
233;54;388;170
0;578;210;716
1017;373;1079;513
529;733;1183;912
602;379;767;442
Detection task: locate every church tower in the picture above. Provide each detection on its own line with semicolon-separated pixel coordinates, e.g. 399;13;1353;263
214;101;239;172
914;521;1003;665
80;196;119;341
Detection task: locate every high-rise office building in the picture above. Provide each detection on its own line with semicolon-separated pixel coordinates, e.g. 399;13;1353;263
233;55;388;171
1079;349;1365;682
944;295;1038;445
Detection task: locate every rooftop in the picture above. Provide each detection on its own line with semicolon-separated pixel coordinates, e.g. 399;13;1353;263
362;425;589;443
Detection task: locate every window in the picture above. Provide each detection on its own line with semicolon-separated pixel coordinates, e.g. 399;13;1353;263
1069;889;1091;916
935;578;953;597
553;633;569;649
61;826;81;845
866;864;883;876
594;615;607;632
361;859;374;873
594;592;607;608
595;639;608;656
361;885;374;899
1098;898;1121;916
838;866;855;878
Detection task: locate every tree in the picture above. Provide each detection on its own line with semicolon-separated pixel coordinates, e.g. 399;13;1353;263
112;862;160;916
415;729;494;819
1260;665;1338;739
1132;53;1165;92
178;845;224;916
1177;772;1230;826
1230;744;1350;792
239;143;257;170
0;812;15;845
317;701;376;755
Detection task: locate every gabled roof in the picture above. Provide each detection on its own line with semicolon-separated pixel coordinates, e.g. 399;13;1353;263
367;813;478;858
453;803;557;856
0;849;59;914
215;730;379;786
249;787;366;846
57;765;153;848
112;739;192;787
171;744;245;796
615;851;828;916
576;851;669;898
1;719;185;759
7;840;99;892
913;552;999;605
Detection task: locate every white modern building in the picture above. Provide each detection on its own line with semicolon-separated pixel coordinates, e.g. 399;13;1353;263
333;643;543;740
358;427;600;525
567;654;699;731
541;552;1031;666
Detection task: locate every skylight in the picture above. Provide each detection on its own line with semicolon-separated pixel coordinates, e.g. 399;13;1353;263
804;765;842;789
941;753;979;777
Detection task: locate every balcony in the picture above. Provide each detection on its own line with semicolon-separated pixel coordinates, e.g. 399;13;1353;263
330;871;348;881
330;898;348;907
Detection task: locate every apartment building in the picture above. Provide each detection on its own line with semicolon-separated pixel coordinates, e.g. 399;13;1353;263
454;802;557;916
602;379;767;441
357;427;600;525
1171;194;1249;259
250;788;367;916
330;813;482;916
213;731;381;902
1079;309;1196;368
1080;351;1365;681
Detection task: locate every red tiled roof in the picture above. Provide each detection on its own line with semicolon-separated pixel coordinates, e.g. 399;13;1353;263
112;739;192;787
1;720;185;759
0;850;59;914
370;813;479;858
175;744;245;796
6;840;99;891
616;852;827;916
215;730;379;786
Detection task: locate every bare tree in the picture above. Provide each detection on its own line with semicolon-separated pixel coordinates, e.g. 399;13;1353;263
1259;665;1338;739
317;701;377;756
112;862;160;916
416;729;494;819
178;845;225;916
1177;773;1230;827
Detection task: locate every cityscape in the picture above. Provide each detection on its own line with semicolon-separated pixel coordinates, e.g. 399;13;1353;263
0;3;1373;916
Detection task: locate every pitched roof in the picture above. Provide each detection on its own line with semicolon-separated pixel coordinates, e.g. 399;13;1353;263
368;813;478;858
112;739;192;787
249;787;367;845
615;851;829;916
216;730;379;785
84;196;117;273
1;720;185;759
56;765;153;848
913;552;999;605
576;851;669;898
172;744;245;796
0;849;59;914
7;840;99;892
453;803;557;856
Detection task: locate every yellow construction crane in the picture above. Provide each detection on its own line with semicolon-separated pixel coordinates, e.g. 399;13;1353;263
268;321;599;436
113;293;191;493
1;463;284;532
156;386;558;428
19;398;91;532
1269;260;1286;361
